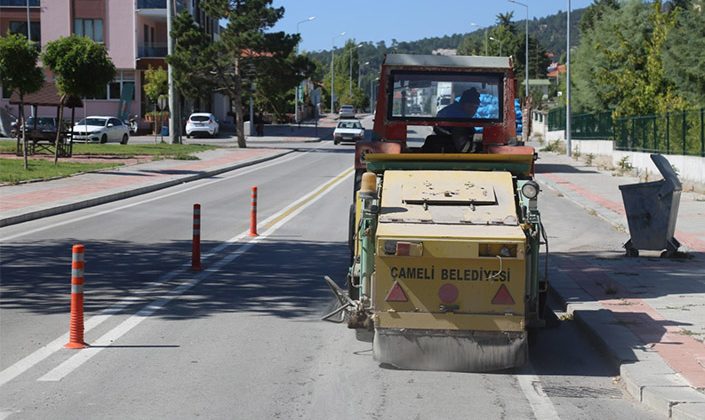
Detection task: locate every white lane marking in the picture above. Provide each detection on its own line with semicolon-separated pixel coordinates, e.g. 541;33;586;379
37;167;353;382
0;411;14;420
0;175;310;387
0;152;305;242
0;304;126;387
0;161;346;387
516;365;560;420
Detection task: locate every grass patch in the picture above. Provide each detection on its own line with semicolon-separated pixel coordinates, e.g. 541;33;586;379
0;140;215;159
0;158;119;184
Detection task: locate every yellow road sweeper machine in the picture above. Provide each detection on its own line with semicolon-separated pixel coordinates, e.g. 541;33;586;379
324;54;548;372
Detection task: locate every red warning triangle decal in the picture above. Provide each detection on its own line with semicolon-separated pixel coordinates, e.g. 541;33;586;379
385;281;408;302
491;284;515;305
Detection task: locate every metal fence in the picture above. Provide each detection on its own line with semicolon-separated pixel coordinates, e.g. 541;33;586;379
546;107;705;157
547;107;565;132
573;112;613;139
615;109;705;157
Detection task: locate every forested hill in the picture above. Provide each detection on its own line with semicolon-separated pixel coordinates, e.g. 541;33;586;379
306;7;585;66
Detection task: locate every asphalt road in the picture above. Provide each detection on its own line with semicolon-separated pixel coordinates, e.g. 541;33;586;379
0;124;664;419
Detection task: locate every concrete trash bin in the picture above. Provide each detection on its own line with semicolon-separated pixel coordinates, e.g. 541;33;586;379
619;154;682;257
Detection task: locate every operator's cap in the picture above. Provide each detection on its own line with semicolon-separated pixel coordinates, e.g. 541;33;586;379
460;88;481;105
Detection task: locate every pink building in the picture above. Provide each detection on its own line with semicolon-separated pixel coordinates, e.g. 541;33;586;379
1;0;228;131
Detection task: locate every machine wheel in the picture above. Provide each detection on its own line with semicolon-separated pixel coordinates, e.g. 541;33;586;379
348;203;356;257
120;134;129;145
334;139;340;145
347;273;359;301
100;134;108;144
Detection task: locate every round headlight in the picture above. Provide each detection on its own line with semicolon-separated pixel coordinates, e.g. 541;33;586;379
521;181;540;199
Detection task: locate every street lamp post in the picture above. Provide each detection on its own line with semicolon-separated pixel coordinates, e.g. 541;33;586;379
509;0;529;144
166;0;179;143
370;77;379;113
469;22;489;56
509;0;529;101
294;16;315;124
358;61;369;89
566;0;572;157
330;32;345;114
296;16;315;34
489;36;503;56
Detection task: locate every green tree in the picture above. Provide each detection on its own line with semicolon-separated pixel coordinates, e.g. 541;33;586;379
579;0;620;33
572;0;687;116
42;35;115;163
0;33;43;169
196;0;300;148
663;1;705;106
143;66;168;135
166;11;217;119
143;66;168;105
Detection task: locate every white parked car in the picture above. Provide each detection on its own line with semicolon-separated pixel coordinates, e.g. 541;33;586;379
186;113;219;138
72;116;130;144
338;105;356;119
333;119;365;145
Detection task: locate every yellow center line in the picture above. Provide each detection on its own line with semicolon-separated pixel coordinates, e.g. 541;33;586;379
261;167;354;231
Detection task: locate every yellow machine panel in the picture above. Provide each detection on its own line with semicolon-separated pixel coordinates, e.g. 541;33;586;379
372;170;527;333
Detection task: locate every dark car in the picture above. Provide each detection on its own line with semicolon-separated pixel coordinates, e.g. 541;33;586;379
15;117;69;141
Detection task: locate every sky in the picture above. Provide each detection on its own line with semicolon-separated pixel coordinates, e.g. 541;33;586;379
271;0;595;52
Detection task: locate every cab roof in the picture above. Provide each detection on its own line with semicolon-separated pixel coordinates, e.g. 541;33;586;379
385;54;512;70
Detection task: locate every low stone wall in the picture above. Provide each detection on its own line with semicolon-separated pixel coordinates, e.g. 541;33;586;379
543;131;705;185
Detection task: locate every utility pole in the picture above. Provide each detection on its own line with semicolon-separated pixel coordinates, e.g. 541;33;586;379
167;0;178;143
349;43;363;97
566;0;572;157
26;0;31;41
295;17;315;124
509;0;529;144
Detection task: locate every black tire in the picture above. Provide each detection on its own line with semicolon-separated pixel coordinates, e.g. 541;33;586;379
348;203;356;257
100;134;108;144
347;274;359;301
120;134;129;145
334;139;340;145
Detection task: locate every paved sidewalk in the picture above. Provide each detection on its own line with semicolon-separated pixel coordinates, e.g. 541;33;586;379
0;147;293;227
535;149;705;419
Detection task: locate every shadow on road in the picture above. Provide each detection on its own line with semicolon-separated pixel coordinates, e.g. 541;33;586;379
0;238;350;321
535;163;600;174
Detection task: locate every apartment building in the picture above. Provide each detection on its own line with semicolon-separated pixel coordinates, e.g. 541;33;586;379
0;0;229;129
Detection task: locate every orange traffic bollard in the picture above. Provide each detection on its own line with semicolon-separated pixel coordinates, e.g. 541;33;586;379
65;244;87;349
192;203;202;271
249;186;258;237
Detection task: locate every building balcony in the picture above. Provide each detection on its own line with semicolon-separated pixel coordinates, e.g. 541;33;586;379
137;0;165;9
137;43;168;58
0;0;39;6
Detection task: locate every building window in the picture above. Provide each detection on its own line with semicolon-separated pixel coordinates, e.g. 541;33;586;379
74;18;104;43
88;71;135;101
9;21;41;43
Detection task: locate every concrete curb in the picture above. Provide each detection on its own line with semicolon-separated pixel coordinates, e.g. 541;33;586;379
543;169;705;418
0;150;294;228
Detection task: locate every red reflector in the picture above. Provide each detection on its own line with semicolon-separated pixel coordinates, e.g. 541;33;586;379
395;242;409;256
491;284;515;305
438;283;459;303
385;281;408;302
